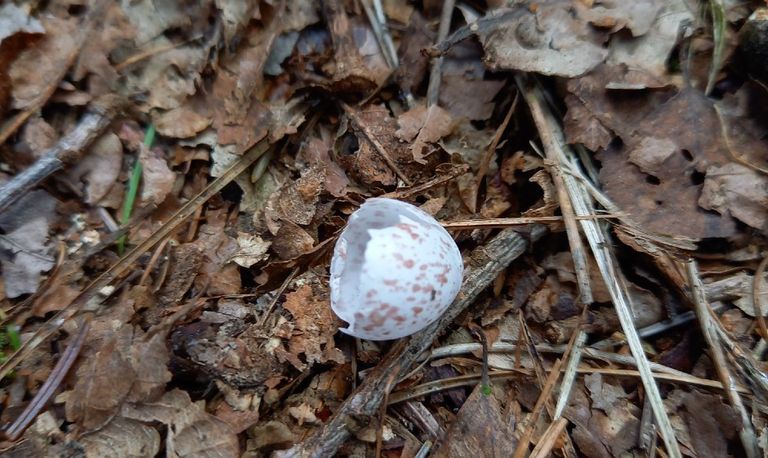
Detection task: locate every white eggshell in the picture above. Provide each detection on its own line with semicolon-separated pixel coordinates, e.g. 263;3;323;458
329;198;463;340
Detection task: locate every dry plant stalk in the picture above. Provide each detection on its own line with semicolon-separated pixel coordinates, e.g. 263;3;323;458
686;259;760;458
517;75;683;458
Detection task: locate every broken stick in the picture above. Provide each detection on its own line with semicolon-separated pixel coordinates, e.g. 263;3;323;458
0;95;123;214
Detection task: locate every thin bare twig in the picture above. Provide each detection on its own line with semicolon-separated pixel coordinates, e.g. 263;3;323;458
530;139;592;303
530;417;569;458
0;98;122;214
388;366;750;405
3;318;90;441
752;254;768;344
686;259;759;458
426;0;455;106
276;225;546;458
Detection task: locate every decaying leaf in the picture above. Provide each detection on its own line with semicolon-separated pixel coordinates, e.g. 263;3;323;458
80;417;161;457
67;324;173;428
66;325;136;430
68;132;123;205
441;4;608;78
139;144;175;205
122;389;239;457
396;104;455;164
231;232;271;268
433;384;516;457
0;190;56;298
281;280;344;370
9;15;80;109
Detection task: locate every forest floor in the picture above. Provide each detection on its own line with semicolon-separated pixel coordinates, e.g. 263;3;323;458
0;1;767;457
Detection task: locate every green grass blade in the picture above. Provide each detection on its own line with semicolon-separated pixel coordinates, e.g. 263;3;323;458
117;124;156;253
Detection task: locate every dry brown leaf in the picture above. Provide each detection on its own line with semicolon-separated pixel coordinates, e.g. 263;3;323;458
680;390;741;458
122;389;240;458
439;52;506;121
68;132;123;205
577;0;663;36
127;330;172;403
605;0;693;81
231;232;271;268
246;421;297;454
154;106;213;139
597;88;743;239
0;190;56;298
395;12;433;93
66;326;136;431
272;221;315;260
139;144;175;205
80;417;161;457
563;94;613;151
456;4;607;78
396;104;455;164
281;282;344;370
302;138;349;197
433;384;516;457
9;15;79;109
699;163;768;232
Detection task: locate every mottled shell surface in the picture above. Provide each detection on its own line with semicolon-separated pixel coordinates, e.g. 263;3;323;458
329;198;463;340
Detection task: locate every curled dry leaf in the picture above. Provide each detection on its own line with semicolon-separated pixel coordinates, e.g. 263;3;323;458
396;104;455;164
121;389;239;458
231;232;271;268
68;132;123;205
80;417;161;457
442;4;607;78
154;106;212;139
0;190;56;298
139;145;175;205
9;15;79;109
282;281;345;369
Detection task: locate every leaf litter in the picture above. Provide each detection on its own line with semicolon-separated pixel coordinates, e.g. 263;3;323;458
0;0;767;457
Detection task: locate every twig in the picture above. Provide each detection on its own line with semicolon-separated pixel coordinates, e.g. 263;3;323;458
359;0;398;70
441;214;617;230
512;356;564;458
518;75;682;458
752;254;768;344
424;342;703;380
471;93;518;212
685;259;759;458
3;318;90;441
530;139;592;304
380;163;469;199
426;0;455;106
530;417;569;458
0;98;122;214
341;102;412;186
553;311;589;419
387;366;750;405
276;225;546;458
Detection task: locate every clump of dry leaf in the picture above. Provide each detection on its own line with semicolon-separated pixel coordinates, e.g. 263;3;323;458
0;0;767;457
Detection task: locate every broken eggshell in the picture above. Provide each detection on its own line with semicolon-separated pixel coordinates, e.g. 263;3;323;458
330;198;463;340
